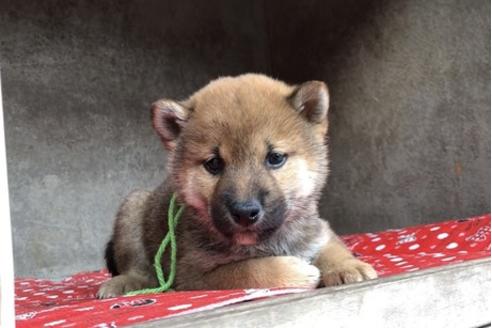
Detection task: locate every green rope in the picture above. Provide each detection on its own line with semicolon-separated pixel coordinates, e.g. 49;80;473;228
126;193;184;296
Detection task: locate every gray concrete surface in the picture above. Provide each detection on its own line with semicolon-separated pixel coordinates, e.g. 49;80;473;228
265;0;491;234
0;0;269;278
138;259;491;328
1;0;489;278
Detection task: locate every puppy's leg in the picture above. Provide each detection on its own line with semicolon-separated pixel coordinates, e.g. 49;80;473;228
177;256;320;290
314;233;378;286
97;270;155;298
97;190;158;299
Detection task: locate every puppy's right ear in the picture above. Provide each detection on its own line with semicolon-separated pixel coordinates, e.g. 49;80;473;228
151;99;190;151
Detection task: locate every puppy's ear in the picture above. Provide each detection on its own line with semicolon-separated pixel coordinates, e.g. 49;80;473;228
289;81;329;124
151;99;190;151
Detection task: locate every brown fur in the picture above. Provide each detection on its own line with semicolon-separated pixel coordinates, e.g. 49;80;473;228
97;74;376;298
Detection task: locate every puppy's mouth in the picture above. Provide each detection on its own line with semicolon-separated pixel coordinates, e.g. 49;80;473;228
215;215;280;246
210;198;287;246
232;230;258;246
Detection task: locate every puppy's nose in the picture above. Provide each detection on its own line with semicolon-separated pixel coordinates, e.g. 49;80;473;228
228;199;263;227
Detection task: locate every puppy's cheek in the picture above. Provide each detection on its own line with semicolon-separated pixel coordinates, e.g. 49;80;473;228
258;199;287;235
293;159;317;198
181;169;217;215
210;202;235;237
273;158;317;201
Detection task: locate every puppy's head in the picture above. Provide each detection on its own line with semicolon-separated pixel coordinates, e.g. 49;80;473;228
152;74;329;245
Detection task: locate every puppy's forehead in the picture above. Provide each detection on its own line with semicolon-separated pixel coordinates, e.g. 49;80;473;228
193;76;292;116
184;75;304;153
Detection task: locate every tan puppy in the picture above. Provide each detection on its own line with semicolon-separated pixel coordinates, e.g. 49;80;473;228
97;74;377;298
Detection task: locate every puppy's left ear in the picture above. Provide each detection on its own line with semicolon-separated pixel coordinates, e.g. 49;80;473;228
289;81;329;124
151;99;190;151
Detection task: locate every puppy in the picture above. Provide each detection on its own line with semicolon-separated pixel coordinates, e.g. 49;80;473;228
97;74;377;298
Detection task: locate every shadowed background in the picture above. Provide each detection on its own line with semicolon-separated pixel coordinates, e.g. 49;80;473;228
0;0;489;278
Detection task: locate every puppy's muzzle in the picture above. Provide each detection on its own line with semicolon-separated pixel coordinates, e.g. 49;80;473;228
226;198;264;227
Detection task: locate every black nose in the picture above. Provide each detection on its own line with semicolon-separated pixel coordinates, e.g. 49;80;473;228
227;199;263;227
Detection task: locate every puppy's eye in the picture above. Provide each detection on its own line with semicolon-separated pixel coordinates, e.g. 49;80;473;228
266;152;287;169
203;156;224;175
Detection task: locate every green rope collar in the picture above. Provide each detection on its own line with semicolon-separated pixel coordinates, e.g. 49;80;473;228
126;193;184;296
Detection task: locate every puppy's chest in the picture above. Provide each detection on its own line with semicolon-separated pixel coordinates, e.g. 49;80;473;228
183;221;328;272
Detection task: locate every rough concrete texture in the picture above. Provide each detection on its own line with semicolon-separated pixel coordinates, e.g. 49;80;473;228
265;0;490;234
1;0;489;277
142;259;491;328
0;0;269;278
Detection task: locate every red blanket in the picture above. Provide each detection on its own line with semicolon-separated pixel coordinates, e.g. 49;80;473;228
15;214;491;328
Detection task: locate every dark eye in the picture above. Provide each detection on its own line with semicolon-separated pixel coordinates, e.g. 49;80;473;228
266;152;287;169
203;156;224;175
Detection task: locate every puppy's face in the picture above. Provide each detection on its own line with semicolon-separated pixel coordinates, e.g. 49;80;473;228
152;74;329;245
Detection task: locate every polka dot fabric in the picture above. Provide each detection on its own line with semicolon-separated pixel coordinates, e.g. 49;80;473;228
15;214;490;328
341;214;490;277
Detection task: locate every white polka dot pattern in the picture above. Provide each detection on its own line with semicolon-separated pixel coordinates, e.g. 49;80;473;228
14;214;490;328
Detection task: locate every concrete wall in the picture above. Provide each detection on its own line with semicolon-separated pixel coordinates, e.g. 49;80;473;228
265;0;490;234
0;0;269;278
1;0;489;277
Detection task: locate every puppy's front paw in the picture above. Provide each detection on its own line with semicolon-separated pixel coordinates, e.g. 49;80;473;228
96;275;147;299
322;258;377;286
273;256;321;289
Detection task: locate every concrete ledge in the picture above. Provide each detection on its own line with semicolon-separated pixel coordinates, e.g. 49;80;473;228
137;258;491;328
